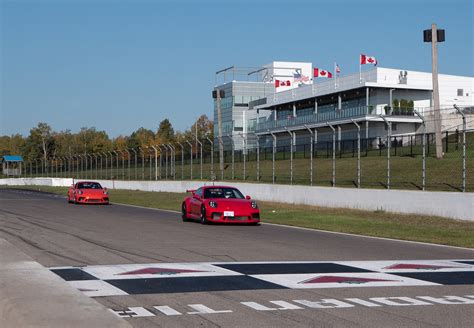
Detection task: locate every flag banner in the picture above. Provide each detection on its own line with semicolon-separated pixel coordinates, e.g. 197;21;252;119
360;54;377;65
293;72;311;84
313;68;333;78
335;64;341;75
275;79;291;88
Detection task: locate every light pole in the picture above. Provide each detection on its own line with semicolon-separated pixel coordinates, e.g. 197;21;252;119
424;24;445;159
212;89;225;180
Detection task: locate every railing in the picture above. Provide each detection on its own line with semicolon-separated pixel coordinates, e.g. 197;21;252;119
257;106;370;131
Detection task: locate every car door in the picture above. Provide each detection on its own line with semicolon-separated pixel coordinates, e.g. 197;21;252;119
190;188;203;216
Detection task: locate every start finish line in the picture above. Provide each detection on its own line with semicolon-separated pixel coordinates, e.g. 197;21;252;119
110;295;474;318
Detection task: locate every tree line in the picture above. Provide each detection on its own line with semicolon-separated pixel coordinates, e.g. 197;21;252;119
0;115;213;161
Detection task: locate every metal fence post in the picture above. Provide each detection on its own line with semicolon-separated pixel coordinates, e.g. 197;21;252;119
227;134;234;180
186;140;193;179
193;135;203;180
239;133;246;180
270;131;276;184
379;115;391;190
206;137;214;180
124;149;130;180
454;105;466;192
217;136;224;180
414;110;426;191
304;125;314;186
151;146;158;180
254;133;260;181
351;119;361;188
285;129;293;185
327;123;336;187
177;142;184;180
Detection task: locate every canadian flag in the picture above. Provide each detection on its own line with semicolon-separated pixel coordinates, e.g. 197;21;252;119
313;68;333;78
360;54;377;65
275;80;291;88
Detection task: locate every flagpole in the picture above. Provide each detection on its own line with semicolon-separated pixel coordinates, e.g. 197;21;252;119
359;54;362;83
334;62;337;89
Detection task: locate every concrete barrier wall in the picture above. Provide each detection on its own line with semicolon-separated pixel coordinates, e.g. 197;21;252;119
1;178;473;222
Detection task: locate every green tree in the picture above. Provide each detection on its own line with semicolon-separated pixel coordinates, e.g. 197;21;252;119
23;122;54;161
128;127;155;149
156;119;175;144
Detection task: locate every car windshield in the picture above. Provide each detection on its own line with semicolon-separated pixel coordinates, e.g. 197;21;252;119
77;182;102;189
204;187;245;199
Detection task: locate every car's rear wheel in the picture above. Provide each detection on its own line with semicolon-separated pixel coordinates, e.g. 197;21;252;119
200;206;208;225
182;203;189;222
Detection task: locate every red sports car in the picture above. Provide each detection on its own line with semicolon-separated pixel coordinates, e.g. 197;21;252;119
68;181;109;205
181;185;260;225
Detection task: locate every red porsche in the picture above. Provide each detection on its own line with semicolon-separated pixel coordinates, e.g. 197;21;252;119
68;181;109;205
181;185;260;225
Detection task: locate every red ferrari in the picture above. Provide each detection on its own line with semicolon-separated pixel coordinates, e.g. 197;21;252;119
68;181;109;205
181;185;260;225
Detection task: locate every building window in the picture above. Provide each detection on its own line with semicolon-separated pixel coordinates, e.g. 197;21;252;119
457;89;463;96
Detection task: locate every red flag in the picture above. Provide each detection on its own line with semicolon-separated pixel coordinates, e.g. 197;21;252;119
360;54;377;65
275;80;291;88
313;68;333;78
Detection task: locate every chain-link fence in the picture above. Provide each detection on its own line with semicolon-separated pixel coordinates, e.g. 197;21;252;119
8;108;474;192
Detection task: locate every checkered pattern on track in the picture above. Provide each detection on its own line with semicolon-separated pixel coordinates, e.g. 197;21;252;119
50;259;474;297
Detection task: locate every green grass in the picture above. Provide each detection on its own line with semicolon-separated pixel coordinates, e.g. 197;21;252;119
6;185;474;248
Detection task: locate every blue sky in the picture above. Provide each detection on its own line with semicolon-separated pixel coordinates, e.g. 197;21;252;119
1;0;473;137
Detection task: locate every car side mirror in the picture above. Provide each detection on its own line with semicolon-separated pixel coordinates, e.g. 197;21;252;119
193;194;201;200
245;195;251;200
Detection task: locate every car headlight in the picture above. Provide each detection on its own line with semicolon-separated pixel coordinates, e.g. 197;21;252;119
209;201;217;208
77;190;83;195
251;201;258;209
103;190;108;195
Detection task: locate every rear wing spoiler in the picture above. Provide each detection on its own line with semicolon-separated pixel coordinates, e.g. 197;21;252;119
186;189;196;193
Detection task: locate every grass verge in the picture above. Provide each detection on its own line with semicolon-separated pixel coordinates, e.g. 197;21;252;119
4;185;473;248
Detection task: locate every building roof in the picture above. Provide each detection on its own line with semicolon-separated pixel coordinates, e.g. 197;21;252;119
2;155;24;162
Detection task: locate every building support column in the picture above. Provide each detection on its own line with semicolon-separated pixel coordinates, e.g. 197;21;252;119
293;103;297;118
337;125;342;151
314;98;318;114
366;87;370;114
338;94;342;110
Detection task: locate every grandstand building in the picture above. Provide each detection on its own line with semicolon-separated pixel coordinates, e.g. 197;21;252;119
212;62;473;149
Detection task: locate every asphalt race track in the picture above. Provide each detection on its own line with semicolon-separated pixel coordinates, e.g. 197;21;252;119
1;188;473;327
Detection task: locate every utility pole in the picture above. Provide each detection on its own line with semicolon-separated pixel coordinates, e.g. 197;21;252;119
213;89;225;179
424;23;445;159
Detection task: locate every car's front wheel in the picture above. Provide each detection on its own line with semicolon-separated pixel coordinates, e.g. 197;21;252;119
182;203;189;222
200;206;208;225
